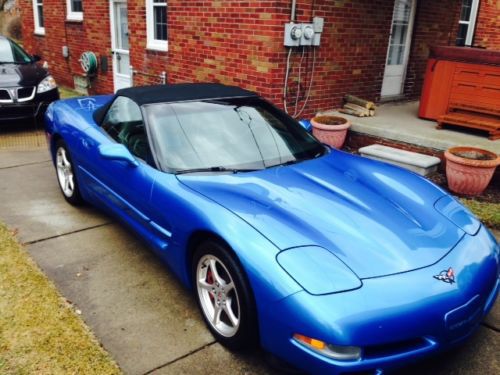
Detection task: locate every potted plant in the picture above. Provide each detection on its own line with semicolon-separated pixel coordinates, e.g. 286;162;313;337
444;146;500;196
311;115;351;149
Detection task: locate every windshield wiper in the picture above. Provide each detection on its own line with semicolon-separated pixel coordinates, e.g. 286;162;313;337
175;166;262;175
271;149;326;168
0;61;30;65
272;157;308;168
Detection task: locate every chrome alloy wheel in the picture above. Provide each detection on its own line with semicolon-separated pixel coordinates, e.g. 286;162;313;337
56;146;75;197
196;254;241;337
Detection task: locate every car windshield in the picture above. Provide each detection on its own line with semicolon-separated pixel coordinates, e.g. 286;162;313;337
0;38;33;64
144;97;326;173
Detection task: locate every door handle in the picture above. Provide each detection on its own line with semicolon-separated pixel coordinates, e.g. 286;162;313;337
81;139;90;149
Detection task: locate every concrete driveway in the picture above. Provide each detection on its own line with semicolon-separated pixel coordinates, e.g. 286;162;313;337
0;147;498;375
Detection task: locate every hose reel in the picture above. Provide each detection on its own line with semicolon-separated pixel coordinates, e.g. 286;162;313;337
79;51;98;75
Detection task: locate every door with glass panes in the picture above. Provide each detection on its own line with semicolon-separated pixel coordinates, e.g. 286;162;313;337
381;0;416;98
110;0;131;91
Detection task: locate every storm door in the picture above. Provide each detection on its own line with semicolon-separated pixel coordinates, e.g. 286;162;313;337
381;0;416;98
110;0;131;91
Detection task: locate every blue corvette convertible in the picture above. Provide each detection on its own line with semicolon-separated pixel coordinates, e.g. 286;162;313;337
44;83;498;374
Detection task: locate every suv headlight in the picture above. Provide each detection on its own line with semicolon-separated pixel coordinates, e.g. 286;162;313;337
277;246;362;295
37;75;57;93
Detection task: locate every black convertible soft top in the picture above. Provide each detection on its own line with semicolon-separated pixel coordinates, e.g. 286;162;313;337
93;83;258;125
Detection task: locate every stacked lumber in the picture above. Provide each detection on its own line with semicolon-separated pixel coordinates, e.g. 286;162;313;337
339;95;376;117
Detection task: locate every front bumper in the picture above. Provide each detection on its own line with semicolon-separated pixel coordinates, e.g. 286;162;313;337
260;225;499;374
0;88;59;122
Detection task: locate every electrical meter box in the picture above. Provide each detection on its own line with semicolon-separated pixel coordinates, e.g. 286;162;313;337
284;23;302;47
284;18;324;47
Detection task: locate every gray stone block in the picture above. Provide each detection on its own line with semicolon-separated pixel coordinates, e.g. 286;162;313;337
359;144;441;176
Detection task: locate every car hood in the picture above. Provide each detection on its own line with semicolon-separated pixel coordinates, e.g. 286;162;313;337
178;150;466;279
0;62;47;87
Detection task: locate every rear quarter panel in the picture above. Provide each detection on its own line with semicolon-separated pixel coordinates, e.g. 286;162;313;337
44;95;113;162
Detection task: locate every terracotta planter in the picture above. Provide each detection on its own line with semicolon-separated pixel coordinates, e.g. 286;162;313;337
311;115;351;149
444;146;500;196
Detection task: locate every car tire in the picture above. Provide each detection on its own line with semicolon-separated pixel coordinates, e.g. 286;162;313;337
55;140;83;206
192;239;258;350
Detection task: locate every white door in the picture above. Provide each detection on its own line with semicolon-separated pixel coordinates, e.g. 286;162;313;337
110;0;131;91
381;0;416;98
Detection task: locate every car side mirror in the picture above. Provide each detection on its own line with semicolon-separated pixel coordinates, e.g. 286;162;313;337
98;144;139;167
32;55;42;62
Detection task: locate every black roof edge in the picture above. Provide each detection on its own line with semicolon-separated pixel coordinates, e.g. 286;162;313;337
93;83;258;125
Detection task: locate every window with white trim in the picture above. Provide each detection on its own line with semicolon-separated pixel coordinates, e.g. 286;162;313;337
456;0;479;46
66;0;83;21
33;0;45;35
146;0;168;51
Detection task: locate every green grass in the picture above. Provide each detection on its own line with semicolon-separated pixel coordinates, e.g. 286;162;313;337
59;86;81;99
0;224;121;374
461;199;500;230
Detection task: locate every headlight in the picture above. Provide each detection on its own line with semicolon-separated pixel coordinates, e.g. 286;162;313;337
434;195;480;235
277;246;361;295
37;75;57;93
293;333;362;361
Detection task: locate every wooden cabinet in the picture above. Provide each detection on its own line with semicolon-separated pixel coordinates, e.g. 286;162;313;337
419;46;500;120
450;63;500;110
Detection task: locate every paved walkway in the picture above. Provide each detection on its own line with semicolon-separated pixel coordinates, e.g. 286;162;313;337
0;148;498;375
328;101;500;154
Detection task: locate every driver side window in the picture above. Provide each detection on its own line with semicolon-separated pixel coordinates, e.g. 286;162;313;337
102;96;151;162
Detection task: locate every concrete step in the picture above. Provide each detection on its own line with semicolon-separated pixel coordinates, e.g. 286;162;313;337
325;101;500;155
359;144;441;176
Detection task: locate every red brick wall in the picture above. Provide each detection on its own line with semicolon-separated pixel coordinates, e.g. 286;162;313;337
285;0;395;117
166;0;463;116
20;0;114;94
474;0;500;50
20;0;170;92
404;0;461;99
19;0;466;117
166;0;395;118
167;0;287;109
128;1;168;87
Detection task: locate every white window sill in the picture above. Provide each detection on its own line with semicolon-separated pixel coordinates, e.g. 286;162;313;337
147;41;168;52
66;13;83;22
34;29;45;36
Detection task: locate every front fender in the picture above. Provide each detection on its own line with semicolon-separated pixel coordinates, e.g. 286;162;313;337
149;173;303;306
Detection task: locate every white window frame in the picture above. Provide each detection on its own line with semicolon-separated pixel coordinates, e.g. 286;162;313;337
146;0;168;51
458;0;480;46
66;0;83;21
33;0;45;35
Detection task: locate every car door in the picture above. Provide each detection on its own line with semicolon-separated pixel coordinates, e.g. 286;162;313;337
77;96;157;236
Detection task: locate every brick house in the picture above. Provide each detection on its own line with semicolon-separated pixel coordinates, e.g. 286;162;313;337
19;0;500;118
